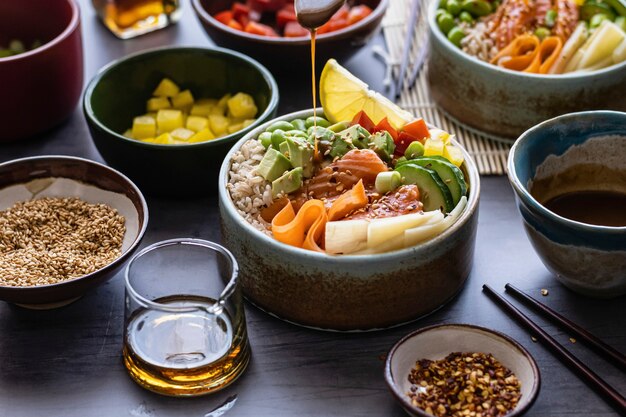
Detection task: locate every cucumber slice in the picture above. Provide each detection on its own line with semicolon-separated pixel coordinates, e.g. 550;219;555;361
395;163;454;213
407;157;467;206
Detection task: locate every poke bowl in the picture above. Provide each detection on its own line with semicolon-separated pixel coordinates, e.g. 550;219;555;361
427;0;626;140
218;100;480;330
192;0;388;74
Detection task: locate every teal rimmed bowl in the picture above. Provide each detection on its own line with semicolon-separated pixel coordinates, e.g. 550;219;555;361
218;109;481;331
508;111;626;298
84;46;279;197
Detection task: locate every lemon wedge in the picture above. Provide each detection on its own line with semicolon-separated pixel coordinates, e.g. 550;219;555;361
319;59;414;130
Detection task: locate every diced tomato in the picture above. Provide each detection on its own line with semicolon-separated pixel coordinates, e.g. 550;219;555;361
284;21;309;37
244;21;279;36
402;118;430;141
350;111;376;133
394;131;426;156
246;0;287;12
277;7;296;28
214;10;233;25
227;19;244;31
373;117;398;141
347;5;373;25
332;4;350;21
326;18;349;32
232;2;250;27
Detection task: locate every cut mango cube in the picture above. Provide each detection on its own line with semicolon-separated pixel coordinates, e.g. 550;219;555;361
209;114;229;136
132;115;156;139
242;119;256;128
227;92;258;119
443;145;464;167
429;128;451;144
424;138;445;156
153;133;172;144
209;105;226;116
217;94;231;113
140;137;156;143
227;122;244;134
123;129;134;139
156;109;184;133
153;78;180;97
189;128;215;143
186;116;209;132
147;97;171;112
190;99;218;116
170;128;195;142
171;89;194;111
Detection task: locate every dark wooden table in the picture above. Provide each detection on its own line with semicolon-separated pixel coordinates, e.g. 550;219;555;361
1;2;624;416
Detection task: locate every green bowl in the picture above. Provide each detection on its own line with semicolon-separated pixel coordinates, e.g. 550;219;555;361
84;46;279;197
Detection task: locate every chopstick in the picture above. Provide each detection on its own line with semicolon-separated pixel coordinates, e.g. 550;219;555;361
407;35;429;88
505;284;626;372
482;284;626;414
394;0;421;98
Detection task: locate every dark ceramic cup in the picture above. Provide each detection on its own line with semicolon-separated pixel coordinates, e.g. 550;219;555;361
0;0;83;142
83;46;279;197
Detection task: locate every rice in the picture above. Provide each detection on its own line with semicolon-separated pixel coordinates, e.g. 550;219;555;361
460;21;500;62
227;139;273;234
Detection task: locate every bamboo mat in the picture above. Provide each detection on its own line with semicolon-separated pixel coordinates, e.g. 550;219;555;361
380;0;511;175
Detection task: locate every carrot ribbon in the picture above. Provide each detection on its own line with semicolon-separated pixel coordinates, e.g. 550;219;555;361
491;34;563;74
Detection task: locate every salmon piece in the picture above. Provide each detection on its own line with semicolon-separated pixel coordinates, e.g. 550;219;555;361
553;0;578;41
346;185;423;220
489;0;536;48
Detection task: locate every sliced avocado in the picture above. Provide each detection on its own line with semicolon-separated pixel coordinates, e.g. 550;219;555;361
279;141;290;157
339;124;370;149
272;167;303;198
286;136;314;178
329;136;356;159
407;157;467;206
395;163;454;213
369;131;396;161
256;147;292;182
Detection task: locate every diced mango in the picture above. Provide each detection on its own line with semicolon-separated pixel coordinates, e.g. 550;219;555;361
242;119;256;128
171;89;194;111
217;94;231;113
170;128;195;142
153;133;173;144
227;122;244;134
424;138;445;156
429;128;451;144
443;145;464;167
186;116;209;132
190;99;218;116
209;105;226;116
123;129;134;139
227;92;258;119
147;97;171;112
132;115;156;139
140;137;156;143
153;78;180;97
189;128;215;143
156;109;184;133
209;114;229;136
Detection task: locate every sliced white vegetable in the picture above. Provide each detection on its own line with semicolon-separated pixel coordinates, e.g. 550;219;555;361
441;196;467;229
577;21;625;69
576;56;614;72
549;22;588;74
404;196;467;247
565;49;585;73
613;39;626;64
366;210;441;248
351;238;406;255
325;219;369;255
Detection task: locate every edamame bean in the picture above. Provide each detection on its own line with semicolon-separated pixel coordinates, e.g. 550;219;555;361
404;141;425;159
290;118;307;131
534;27;551;39
305;116;330;128
258;131;272;149
266;121;295;132
459;11;474;23
328;121;350;132
461;0;492;17
447;26;466;47
440;0;449;9
590;13;610;28
447;0;462;16
271;129;287;149
544;9;557;27
285;129;309;139
437;12;456;35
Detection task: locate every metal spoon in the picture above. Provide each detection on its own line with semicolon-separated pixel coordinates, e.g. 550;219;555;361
295;0;346;29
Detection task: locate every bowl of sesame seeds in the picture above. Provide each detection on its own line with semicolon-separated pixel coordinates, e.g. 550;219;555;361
0;155;148;308
385;323;540;417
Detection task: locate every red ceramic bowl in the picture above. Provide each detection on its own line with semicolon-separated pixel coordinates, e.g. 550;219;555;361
0;0;83;142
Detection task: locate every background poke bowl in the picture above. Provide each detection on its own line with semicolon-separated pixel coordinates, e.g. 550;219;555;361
192;0;388;74
218;109;481;331
0;0;83;142
0;156;148;308
508;111;626;298
426;0;626;141
84;46;278;197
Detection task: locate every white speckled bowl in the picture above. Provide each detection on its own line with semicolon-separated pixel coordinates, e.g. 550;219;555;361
385;324;541;417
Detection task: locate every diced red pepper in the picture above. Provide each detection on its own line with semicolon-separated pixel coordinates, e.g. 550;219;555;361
347;5;373;25
214;10;233;25
373;117;398;141
402;118;430;141
276;7;297;28
332;4;350;21
350;111;376;133
284;21;309;37
232;2;251;27
227;19;244;31
244;21;279;37
326;18;349;32
394;131;422;156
